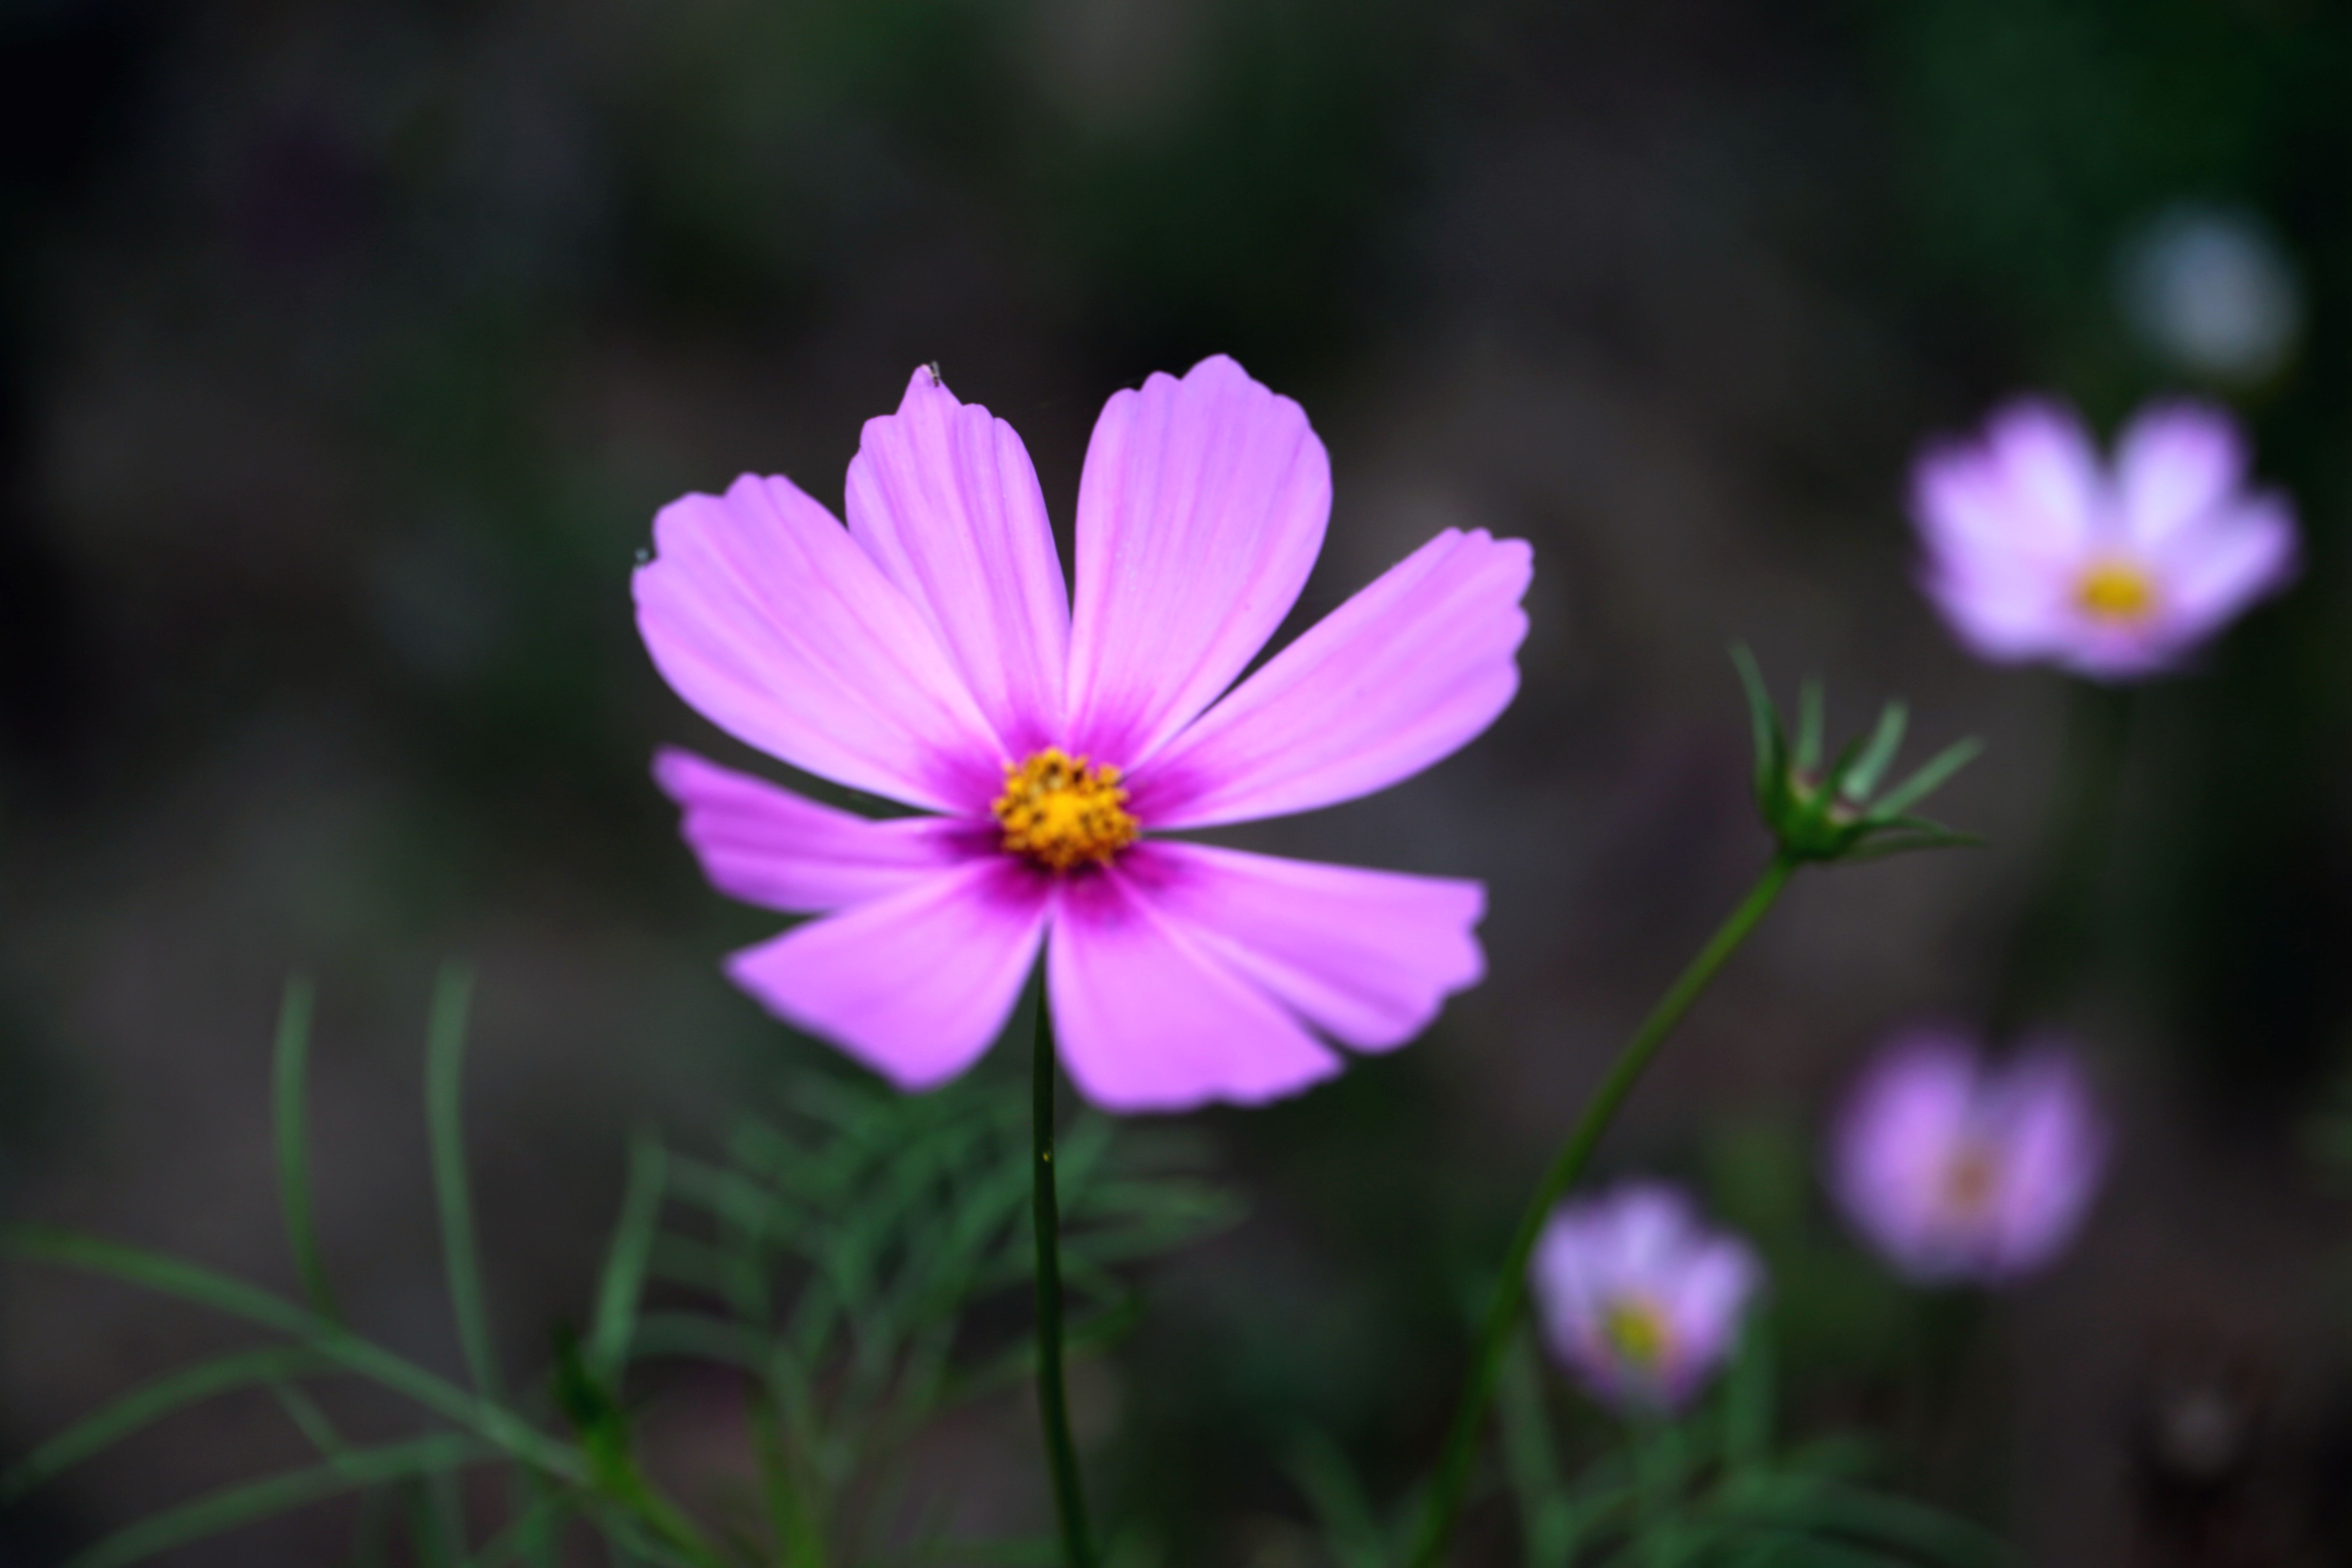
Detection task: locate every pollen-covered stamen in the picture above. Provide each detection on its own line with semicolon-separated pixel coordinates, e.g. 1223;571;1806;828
2075;559;2159;623
993;747;1140;873
1601;1295;1674;1373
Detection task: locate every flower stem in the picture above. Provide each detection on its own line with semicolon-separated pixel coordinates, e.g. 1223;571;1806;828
1033;998;1097;1568
1408;851;1800;1568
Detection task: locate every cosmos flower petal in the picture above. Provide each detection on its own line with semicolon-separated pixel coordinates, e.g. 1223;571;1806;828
1065;355;1331;770
846;368;1071;753
654;748;987;914
1832;1031;1980;1281
1987;1049;2107;1277
1131;529;1532;829
1113;842;1485;1050
1046;864;1341;1113
636;474;1004;812
1664;1237;1762;1397
1915;452;2054;573
1915;401;2102;561
1975;399;2105;546
2151;493;2299;637
1533;1214;1606;1319
1917;550;2078;666
726;861;1050;1091
1913;408;2105;665
2116;401;2249;548
1606;1184;1694;1278
1916;503;2077;666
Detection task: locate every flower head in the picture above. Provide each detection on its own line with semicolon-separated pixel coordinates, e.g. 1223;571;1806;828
1911;398;2296;680
1831;1030;2107;1285
635;356;1531;1112
1530;1183;1762;1412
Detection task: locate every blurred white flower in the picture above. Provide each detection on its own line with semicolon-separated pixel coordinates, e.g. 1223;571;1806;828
2117;205;2304;383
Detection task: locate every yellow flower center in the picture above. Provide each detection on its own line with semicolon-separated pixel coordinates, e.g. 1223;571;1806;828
992;748;1139;873
2075;559;2158;623
1601;1295;1674;1372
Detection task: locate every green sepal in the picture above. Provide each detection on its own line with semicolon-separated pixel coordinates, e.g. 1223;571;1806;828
1730;646;1983;866
1839;703;1908;804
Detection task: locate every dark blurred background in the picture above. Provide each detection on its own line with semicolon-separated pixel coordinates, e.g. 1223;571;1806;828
2;0;2351;1562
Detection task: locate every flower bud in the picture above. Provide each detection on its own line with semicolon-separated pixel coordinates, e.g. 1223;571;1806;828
1733;648;1981;865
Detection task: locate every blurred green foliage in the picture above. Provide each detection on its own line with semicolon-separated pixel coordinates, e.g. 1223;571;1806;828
1285;1319;2007;1568
2;979;1238;1566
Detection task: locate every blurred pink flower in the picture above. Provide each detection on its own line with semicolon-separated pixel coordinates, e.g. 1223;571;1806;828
1911;398;2296;680
1831;1030;2107;1285
1530;1183;1762;1412
636;356;1531;1112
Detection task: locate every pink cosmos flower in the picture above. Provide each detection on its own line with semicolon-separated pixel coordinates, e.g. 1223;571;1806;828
1831;1029;2107;1285
1530;1183;1762;1412
1911;398;2296;680
635;356;1532;1112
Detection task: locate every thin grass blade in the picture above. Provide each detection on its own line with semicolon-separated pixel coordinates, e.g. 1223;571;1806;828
589;1132;668;1382
5;1224;317;1336
2;1226;585;1481
272;975;341;1323
268;1379;349;1456
60;1434;492;1568
2;1345;330;1502
426;963;502;1401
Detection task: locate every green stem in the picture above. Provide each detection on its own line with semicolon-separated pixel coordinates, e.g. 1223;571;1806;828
1408;851;1799;1568
1032;1000;1097;1568
748;1387;824;1568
